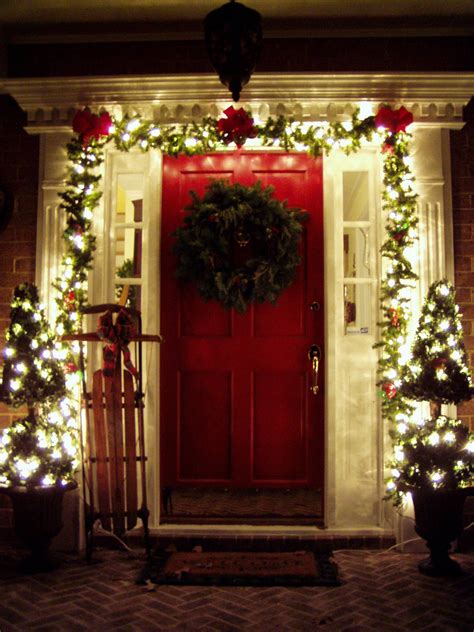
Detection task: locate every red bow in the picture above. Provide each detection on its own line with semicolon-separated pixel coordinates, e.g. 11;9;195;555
97;309;138;379
375;106;413;135
217;106;258;148
73;108;113;146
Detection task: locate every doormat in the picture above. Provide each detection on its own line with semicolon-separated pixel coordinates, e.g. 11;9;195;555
160;487;323;526
138;549;340;587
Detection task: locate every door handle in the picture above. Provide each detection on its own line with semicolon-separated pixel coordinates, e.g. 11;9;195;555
308;344;322;395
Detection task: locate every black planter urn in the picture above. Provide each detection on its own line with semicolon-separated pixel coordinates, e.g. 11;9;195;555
5;482;77;572
411;488;470;576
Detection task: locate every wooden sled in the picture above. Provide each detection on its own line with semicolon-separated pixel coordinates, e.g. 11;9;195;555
65;304;162;561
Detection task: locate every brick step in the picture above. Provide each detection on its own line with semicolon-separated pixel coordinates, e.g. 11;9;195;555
94;531;396;553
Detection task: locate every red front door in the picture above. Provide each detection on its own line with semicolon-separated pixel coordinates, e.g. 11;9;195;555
160;152;324;490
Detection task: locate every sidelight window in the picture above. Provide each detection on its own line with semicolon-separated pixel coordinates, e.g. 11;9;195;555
112;174;144;310
342;171;376;334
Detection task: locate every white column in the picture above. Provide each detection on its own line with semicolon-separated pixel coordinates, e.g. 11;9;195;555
35;132;70;320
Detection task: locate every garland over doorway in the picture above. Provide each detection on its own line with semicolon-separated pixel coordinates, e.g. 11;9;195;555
55;103;418;484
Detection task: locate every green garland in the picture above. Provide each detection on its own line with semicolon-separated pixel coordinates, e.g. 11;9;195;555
51;105;420;504
173;180;307;313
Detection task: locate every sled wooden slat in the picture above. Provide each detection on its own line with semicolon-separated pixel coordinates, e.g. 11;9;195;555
92;370;112;531
69;303;162;560
123;370;138;530
105;358;126;536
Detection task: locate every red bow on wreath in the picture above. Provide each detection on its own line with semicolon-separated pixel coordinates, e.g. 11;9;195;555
97;309;138;379
217;106;258;148
73;108;113;146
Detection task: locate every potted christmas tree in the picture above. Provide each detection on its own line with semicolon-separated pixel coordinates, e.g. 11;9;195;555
386;279;474;575
0;283;79;571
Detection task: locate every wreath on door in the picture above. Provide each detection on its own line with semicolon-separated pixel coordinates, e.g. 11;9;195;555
173;180;307;313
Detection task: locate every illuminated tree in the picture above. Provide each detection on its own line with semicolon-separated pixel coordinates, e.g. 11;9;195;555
0;284;78;488
386;280;474;504
400;280;474;406
1;283;66;409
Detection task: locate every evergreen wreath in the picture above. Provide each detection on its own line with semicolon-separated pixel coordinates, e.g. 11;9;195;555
173;180;307;313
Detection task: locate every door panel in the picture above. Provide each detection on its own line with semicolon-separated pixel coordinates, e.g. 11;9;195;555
252;371;307;481
161;152;324;490
178;370;232;481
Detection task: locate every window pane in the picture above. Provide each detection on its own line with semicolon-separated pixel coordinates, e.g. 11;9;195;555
343;171;369;221
343;227;371;278
344;283;371;334
115;175;144;223
115;226;142;278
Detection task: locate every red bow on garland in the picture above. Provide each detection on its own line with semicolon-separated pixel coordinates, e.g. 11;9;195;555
97;309;138;379
375;106;413;153
73;108;113;146
375;106;413;135
217;106;258;148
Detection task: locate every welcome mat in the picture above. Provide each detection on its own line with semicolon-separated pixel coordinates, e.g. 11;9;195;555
139;549;340;587
161;488;323;526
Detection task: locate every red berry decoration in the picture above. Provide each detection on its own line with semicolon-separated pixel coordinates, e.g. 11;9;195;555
382;382;397;399
65;291;76;311
388;307;399;327
392;230;407;243
432;357;448;371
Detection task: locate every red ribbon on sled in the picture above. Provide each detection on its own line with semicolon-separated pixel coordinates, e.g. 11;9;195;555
97;309;138;379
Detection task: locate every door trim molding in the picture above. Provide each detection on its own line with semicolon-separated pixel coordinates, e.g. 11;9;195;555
3;72;473;131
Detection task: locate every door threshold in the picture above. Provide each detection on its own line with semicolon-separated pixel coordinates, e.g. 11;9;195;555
160;516;324;527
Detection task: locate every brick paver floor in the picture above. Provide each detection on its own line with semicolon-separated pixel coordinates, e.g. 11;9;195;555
0;546;473;631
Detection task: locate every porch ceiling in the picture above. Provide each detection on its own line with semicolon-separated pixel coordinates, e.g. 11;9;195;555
1;0;473;23
1;0;473;41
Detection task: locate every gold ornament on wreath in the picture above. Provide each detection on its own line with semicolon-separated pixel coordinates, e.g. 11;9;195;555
172;179;307;313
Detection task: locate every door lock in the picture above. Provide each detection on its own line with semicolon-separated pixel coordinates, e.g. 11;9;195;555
308;344;322;395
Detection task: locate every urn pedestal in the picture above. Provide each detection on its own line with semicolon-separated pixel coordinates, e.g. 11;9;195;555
5;482;77;572
412;488;471;576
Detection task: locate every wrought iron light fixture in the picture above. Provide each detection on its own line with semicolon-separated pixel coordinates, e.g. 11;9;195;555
204;0;262;102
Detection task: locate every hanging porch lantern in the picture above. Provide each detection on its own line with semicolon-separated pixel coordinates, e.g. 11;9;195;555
204;0;262;102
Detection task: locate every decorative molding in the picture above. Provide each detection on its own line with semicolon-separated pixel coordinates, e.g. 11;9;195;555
3;73;474;131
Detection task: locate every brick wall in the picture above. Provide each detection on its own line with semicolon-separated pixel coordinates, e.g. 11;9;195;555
6;36;474;77
451;99;474;433
0;94;39;431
